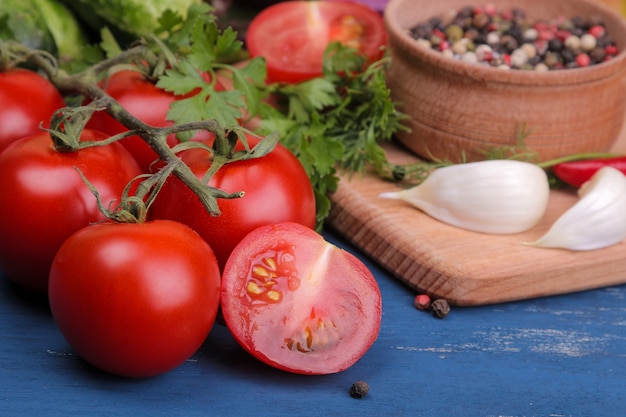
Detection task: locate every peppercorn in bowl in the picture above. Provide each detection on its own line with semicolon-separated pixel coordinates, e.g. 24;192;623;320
384;0;626;162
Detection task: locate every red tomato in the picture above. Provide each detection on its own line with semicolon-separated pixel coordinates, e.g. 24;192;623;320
87;70;218;171
48;220;221;378
221;222;382;374
246;0;387;83
0;68;66;154
149;134;316;270
0;130;141;293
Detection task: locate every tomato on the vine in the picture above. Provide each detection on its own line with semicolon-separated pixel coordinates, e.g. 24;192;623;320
0;129;141;293
220;222;382;374
87;70;220;171
246;0;387;83
49;219;221;378
149;134;316;270
0;68;66;154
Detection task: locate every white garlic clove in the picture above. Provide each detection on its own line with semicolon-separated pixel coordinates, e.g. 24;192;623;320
525;166;626;251
379;160;550;234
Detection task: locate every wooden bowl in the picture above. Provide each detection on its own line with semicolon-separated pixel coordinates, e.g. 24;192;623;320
384;0;626;162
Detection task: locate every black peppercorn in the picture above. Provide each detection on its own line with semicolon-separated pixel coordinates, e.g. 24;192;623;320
428;16;443;31
472;13;491;30
511;8;526;20
571;16;587;30
505;25;523;43
590;47;606;63
548;38;564;52
464;27;479;41
561;49;576;65
411;23;432;40
349;381;370;399
499;34;518;52
431;299;450;319
458;6;474;19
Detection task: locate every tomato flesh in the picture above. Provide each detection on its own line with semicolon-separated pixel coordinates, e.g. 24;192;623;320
48;220;221;378
246;1;387;83
221;222;382;375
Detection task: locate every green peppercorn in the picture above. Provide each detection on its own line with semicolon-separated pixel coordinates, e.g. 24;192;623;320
445;24;464;42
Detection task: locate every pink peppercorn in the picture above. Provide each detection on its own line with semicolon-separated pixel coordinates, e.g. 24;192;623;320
576;53;591;67
414;294;431;310
432;28;446;40
537;28;555;41
555;30;571;41
589;24;606;39
605;45;619;56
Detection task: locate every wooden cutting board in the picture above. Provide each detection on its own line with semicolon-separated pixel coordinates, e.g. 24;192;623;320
326;137;626;306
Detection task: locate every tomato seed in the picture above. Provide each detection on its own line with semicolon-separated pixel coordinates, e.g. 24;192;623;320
246;281;263;295
266;290;282;302
252;264;272;279
262;256;277;270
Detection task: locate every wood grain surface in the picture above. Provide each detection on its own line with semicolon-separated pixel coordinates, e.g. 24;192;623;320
327;129;626;306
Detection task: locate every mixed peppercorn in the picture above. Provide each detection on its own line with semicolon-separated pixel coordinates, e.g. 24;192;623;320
414;293;451;319
409;5;620;70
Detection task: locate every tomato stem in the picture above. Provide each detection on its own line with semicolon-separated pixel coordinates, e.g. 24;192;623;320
12;42;248;218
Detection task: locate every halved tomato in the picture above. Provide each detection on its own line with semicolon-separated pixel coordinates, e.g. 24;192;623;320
220;222;382;375
246;0;387;83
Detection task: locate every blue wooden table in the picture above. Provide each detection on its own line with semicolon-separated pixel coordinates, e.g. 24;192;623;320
1;230;625;417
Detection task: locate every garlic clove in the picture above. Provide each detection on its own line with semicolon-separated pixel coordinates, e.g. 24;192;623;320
380;160;550;234
524;166;626;251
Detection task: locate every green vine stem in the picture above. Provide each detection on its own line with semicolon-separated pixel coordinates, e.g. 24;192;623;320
6;40;254;218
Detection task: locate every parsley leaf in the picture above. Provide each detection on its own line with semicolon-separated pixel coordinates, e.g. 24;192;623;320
141;8;407;228
153;5;265;135
255;43;408;228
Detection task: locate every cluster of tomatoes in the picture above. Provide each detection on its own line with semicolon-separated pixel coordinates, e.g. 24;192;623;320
0;65;382;378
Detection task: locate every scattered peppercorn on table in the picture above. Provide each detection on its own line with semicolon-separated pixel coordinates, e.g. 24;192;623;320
1;231;625;416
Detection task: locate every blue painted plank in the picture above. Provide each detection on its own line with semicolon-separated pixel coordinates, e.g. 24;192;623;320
1;230;625;417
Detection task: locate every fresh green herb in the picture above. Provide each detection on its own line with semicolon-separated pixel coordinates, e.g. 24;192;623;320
51;4;409;228
481;122;539;162
255;43;409;227
150;3;267;139
380;123;541;187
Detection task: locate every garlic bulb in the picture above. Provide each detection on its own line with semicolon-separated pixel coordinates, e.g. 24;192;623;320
525;166;626;251
379;160;550;234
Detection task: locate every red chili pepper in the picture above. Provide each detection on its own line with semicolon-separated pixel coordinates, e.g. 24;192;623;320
552;156;626;188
